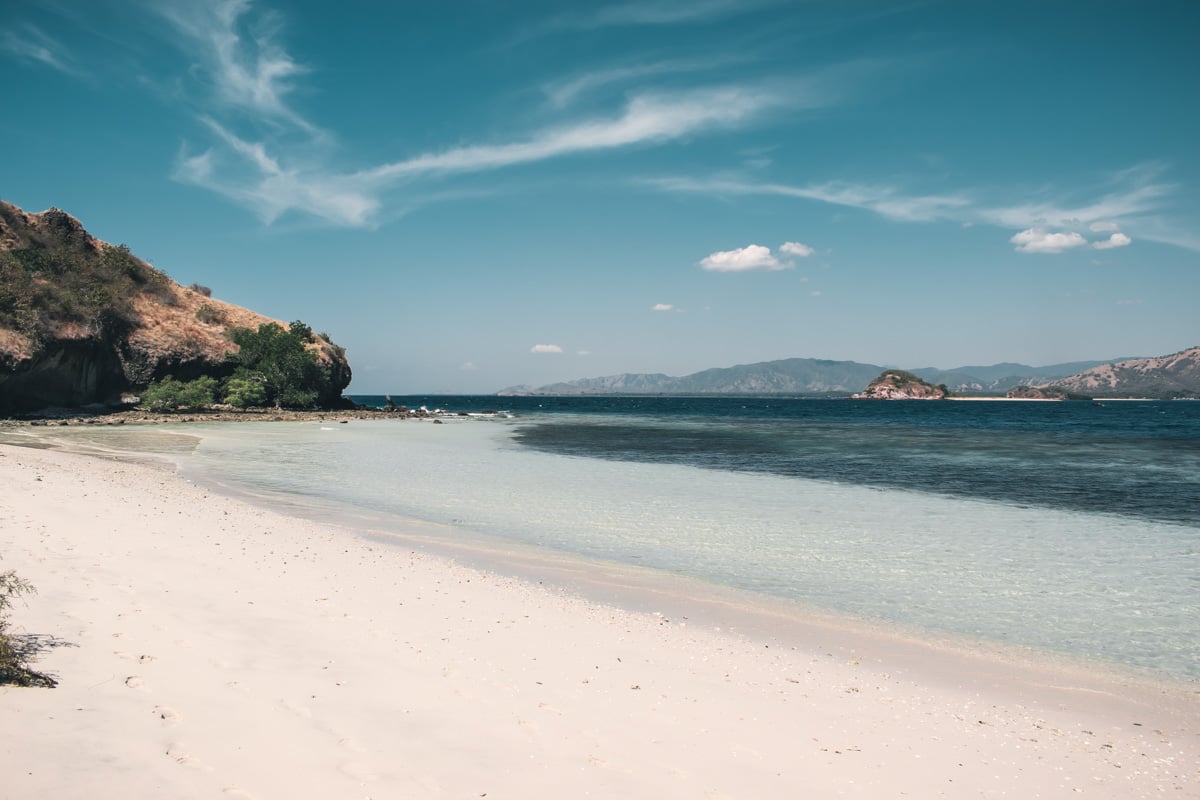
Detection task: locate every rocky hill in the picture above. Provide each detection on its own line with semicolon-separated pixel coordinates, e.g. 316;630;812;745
0;201;351;413
1036;347;1200;399
1006;385;1070;400
852;370;947;400
911;361;1118;394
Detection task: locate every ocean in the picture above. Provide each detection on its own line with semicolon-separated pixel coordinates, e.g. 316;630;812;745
111;397;1200;680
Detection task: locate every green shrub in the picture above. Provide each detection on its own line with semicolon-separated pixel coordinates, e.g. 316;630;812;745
225;321;331;408
223;375;268;408
140;376;217;412
0;569;56;687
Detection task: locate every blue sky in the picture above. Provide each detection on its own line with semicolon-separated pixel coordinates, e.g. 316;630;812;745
2;0;1197;392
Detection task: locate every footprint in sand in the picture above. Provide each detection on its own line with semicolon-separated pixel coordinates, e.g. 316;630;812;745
125;676;144;689
154;705;181;723
139;654;157;663
165;744;210;771
337;736;367;753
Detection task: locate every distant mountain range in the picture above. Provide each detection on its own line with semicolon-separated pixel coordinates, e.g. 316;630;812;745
499;357;1120;397
498;348;1200;399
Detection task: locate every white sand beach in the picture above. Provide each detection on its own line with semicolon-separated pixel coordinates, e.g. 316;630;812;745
1;442;1197;799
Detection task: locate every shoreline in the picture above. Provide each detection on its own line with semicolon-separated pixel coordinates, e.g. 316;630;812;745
2;441;1198;797
10;423;1195;691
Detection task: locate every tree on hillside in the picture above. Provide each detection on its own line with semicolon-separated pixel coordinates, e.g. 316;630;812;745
225;321;331;408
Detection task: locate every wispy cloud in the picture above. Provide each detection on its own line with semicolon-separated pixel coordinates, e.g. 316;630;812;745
362;85;789;183
173;119;379;226
649;176;971;222
540;0;767;33
543;56;743;108
650;164;1192;251
652;303;677;312
170;80;791;225
147;0;857;227
156;0;317;133
975;182;1171;231
530;344;564;354
0;23;80;76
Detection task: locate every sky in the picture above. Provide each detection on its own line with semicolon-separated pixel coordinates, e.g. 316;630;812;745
1;0;1197;393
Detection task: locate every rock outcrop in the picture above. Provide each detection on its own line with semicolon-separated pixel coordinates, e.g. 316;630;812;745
0;200;351;414
852;370;947;400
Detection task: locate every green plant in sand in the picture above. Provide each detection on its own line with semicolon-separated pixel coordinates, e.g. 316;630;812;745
0;568;56;687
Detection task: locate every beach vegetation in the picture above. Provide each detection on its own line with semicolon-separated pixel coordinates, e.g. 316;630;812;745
140;375;219;412
0;569;56;687
224;321;331;409
222;375;268;408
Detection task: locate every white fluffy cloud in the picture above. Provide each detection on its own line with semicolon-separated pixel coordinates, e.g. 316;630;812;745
652;303;675;311
779;241;814;257
530;344;563;353
1010;227;1088;254
699;244;787;272
1092;232;1132;250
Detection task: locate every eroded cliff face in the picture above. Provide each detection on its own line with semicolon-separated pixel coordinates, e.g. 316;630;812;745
0;201;351;414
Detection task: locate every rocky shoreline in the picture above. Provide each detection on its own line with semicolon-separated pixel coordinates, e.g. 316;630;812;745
0;404;468;428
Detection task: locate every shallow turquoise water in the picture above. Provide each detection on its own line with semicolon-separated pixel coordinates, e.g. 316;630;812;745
169;403;1200;681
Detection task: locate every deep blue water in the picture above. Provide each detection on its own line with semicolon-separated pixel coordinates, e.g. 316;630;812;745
351;396;1200;527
